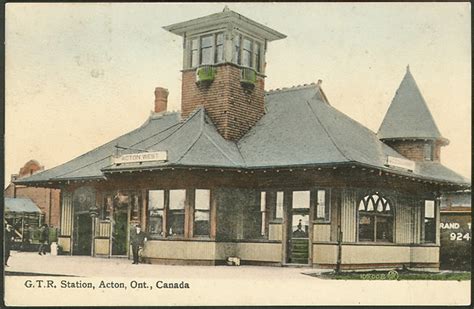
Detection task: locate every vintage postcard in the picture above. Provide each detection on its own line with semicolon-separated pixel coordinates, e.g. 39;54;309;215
3;2;471;306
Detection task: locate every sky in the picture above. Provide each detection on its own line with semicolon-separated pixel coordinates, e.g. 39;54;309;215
5;3;471;187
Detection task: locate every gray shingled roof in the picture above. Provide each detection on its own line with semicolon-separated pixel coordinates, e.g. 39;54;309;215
102;107;245;172
16;84;468;186
377;67;443;140
5;197;42;214
16;112;181;182
239;85;406;168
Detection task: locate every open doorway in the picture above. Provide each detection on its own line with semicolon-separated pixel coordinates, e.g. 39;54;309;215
286;191;310;264
73;212;92;255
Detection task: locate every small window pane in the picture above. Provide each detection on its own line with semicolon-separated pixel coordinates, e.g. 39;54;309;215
169;190;186;210
216;33;224;45
233;34;241;64
424;143;433;161
425;200;435;218
149;190;164;209
376;202;384;212
194;210;209;236
276;191;284;219
254;42;261;71
195;190;210;210
359;215;374;241
191;39;199;68
260;192;266;211
201;35;213;48
191;50;199;67
316;190;326;219
367;199;374;211
376;216;393;242
201;47;213;65
243;38;252;50
216;45;224;63
292;191;310;209
242;50;252;67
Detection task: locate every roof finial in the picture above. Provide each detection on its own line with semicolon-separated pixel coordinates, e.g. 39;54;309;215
406;64;410;73
223;5;230;12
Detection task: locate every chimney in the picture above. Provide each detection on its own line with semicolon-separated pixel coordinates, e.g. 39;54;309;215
154;87;169;113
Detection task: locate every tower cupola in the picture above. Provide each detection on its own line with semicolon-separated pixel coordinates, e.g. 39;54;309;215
164;7;286;140
378;66;449;162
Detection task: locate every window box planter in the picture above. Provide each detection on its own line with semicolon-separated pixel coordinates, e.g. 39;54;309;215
240;67;257;86
196;65;216;84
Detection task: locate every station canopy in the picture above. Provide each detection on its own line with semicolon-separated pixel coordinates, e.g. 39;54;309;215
4;197;42;214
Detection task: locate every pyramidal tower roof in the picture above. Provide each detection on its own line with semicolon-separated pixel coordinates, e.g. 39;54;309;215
378;66;446;143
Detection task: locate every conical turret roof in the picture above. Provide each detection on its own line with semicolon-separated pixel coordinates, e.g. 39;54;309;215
378;66;445;142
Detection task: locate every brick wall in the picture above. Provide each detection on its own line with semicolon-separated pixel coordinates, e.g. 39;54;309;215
383;140;441;162
181;64;265;141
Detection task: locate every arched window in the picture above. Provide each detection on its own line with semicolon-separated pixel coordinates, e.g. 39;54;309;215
358;193;393;242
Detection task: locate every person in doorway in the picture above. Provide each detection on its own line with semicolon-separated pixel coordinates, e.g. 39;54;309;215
4;224;14;267
130;224;147;264
38;224;49;255
292;219;307;238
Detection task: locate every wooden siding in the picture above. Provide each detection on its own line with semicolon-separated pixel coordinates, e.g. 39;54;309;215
60;192;73;236
313;224;331;242
95;219;111;238
395;196;415;244
341;189;357;242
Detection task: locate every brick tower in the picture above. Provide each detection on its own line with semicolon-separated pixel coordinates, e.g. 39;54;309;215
164;7;286;141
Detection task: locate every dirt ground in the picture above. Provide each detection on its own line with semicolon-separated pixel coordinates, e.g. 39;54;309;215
3;251;471;306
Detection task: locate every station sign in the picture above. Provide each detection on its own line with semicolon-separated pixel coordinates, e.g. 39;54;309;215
385;156;415;171
112;151;167;164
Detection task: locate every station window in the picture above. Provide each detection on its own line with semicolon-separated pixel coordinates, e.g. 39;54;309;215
233;34;263;72
315;190;330;222
194;189;211;237
423;200;436;243
358;193;393;242
260;192;267;236
189;32;225;68
242;38;253;68
190;38;199;68
424;143;433;161
147;190;165;236
275;191;284;219
168;190;186;236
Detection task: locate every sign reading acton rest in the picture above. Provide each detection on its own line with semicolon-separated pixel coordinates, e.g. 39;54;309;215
112;151;168;164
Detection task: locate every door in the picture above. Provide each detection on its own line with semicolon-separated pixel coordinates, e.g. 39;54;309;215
111;192;131;256
73;212;92;255
287;191;310;264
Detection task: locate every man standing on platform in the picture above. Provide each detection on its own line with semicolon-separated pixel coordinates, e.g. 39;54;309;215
130;224;147;264
38;224;49;255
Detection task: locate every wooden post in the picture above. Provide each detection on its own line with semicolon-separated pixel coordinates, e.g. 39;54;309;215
336;228;343;273
336;190;343;273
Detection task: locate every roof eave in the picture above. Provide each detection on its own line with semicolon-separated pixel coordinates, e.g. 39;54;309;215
163;11;286;41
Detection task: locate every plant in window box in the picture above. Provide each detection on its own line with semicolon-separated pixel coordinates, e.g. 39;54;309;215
195;65;216;84
240;67;257;86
